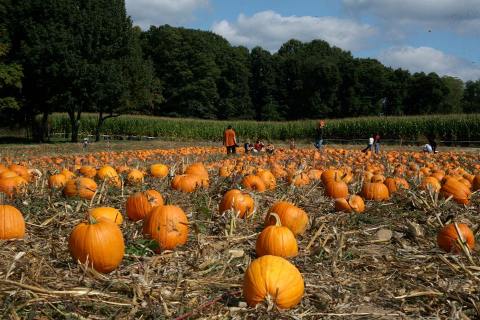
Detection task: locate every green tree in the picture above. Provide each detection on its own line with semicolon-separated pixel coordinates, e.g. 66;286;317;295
462;80;480;113
404;72;449;115
439;76;464;113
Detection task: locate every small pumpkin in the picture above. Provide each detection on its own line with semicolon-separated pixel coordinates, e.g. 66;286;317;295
150;164;169;178
257;170;276;190
219;189;255;218
243;255;304;309
89;207;123;225
256;213;298;258
48;174;67;189
420;177;441;192
324;180;349;198
242;175;266;192
334;195;365;213
79;166;97;178
0;205;25;239
265;202;308;236
97;165;121;187
437;223;475;253
145;189;164;207
143;205;189;251
127;169;144;185
69;216;124;273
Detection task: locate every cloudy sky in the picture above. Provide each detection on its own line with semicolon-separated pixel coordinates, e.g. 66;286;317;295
125;0;480;81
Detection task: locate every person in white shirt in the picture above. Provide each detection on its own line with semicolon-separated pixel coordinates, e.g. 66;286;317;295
362;135;374;153
423;144;433;153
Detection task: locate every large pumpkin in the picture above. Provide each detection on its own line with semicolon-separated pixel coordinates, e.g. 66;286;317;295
257;170;276;190
126;192;152;221
324;180;348;198
256;213;298;258
243;255;304;309
0;205;25;240
437;223;475;253
361;182;389;201
143;205;189;251
63;177;98;200
420;177;441;192
9;164;31;182
265;202;308;236
171;174;204;193
219;189;255;218
68;216;124;273
79;166;97;178
440;178;471;205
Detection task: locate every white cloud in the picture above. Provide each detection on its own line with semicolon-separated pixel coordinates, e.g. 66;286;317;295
343;0;480;32
125;0;209;29
379;46;480;80
211;10;377;52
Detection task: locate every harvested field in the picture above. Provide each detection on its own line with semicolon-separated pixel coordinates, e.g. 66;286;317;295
0;145;479;319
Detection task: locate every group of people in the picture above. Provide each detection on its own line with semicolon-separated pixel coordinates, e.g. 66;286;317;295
223;125;275;155
223;123;440;155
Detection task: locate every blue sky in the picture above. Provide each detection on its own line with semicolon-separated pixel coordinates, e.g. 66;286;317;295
125;0;480;80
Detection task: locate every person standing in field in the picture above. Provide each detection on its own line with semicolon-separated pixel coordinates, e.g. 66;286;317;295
374;133;381;153
314;120;326;149
362;135;374;153
223;125;237;154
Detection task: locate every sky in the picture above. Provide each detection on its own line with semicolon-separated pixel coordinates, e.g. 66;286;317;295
125;0;480;81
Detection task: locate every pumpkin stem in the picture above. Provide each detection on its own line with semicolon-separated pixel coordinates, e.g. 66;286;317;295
88;214;98;225
268;212;282;227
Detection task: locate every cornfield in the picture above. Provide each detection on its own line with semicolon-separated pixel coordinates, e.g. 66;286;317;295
49;113;480;143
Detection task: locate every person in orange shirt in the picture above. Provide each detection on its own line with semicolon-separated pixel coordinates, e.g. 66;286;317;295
223;125;237;154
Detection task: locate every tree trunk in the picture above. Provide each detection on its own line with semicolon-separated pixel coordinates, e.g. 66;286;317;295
69;110;82;143
95;112;103;142
40;112;50;142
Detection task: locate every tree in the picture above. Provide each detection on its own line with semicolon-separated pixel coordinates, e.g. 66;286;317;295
404;72;449;115
462;80;480;113
440;76;464;113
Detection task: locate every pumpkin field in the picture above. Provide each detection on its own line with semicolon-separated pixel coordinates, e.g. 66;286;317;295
0;142;479;319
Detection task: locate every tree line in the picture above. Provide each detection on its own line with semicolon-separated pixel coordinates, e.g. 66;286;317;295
1;0;479;142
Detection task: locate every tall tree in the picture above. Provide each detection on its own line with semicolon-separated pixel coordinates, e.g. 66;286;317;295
439;76;464;113
462;80;480;113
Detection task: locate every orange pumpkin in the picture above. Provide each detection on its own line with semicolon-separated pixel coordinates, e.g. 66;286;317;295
265;202;308;236
361;182;389;201
63;178;98;200
145;189;164;207
143;205;189;251
257;170;276;190
440;178;471;205
242;175;266;192
420;177;441;192
127;169;144;185
437;223;475;253
243;255;304;309
97;165;121;187
48;174;67;189
0;205;25;239
256;213;298;258
126;192;152;221
79;166;97;178
334;195;365;213
69;216;124;273
89;207;123;225
324;180;348;198
219;189;255;218
150;164;169;178
171;174;204;193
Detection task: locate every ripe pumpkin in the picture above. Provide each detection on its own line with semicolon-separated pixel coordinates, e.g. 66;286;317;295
257;170;276;190
440;178;471;205
219;189;255;218
361;182;389;201
60;169;75;181
79;166;97;178
9;164;30;182
287;172;310;187
171;174;204;193
242;175;266;192
324;180;349;198
143;205;189;251
145;189;164;207
321;169;343;184
89;207;123;225
265;202;308;236
63;178;98;200
48;174;67;189
126;192;152;221
97;165;121;187
420;177;441;192
437;223;475;253
243;255;304;309
0;205;25;239
127;169;144;185
150;164;169;178
0;176;27;197
69;216;124;273
334;195;365;213
256;213;298;258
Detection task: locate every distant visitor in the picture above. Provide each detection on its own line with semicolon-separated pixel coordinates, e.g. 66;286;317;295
223;125;238;154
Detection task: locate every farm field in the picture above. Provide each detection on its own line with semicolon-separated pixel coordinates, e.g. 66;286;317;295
0;143;479;319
